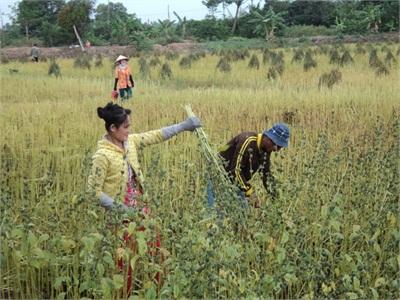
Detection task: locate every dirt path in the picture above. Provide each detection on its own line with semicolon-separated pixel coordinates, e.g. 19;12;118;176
0;42;201;61
0;33;397;61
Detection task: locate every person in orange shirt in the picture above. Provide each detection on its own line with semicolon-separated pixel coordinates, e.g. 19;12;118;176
113;55;134;101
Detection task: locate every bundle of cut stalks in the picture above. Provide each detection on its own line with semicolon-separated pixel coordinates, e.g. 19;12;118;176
184;105;248;217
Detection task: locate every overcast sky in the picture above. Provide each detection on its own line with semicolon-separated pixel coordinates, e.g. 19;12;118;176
0;0;258;26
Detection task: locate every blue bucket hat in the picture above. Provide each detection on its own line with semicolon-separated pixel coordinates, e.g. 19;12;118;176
263;123;290;148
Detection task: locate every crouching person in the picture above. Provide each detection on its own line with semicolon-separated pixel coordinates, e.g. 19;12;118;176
218;123;290;207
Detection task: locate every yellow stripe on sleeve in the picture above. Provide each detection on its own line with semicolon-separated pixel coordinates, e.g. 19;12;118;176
234;137;257;191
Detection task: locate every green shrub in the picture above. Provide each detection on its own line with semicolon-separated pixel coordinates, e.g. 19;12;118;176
303;51;317;71
138;58;150;78
48;60;61;77
165;52;179;61
339;50;354;66
248;54;260;69
94;54;103;67
282;109;298;124
188;52;205;62
160;63;172;79
18;56;28;63
216;57;231;73
149;57;161;66
8;68;19;74
329;49;341;65
355;44;366;54
1;55;10;64
179;56;192;69
384;51;396;66
292;49;304;63
202;38;266;51
369;49;379;68
283;25;336;38
374;61;390;76
74;54;91;70
262;49;272;64
267;67;278;80
318;69;342;89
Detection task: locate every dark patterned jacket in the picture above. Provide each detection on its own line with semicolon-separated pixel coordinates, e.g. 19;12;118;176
219;132;271;197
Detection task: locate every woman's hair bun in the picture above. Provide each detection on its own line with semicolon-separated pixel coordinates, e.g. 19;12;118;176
96;102;131;131
97;107;104;119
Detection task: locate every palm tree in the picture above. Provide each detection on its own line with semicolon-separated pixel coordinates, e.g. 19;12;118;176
249;8;285;40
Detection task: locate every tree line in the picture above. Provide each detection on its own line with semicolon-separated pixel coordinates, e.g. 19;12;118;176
1;0;398;49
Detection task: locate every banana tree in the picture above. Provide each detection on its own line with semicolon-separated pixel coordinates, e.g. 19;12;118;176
361;5;382;33
249;8;285;40
157;19;176;39
173;11;187;39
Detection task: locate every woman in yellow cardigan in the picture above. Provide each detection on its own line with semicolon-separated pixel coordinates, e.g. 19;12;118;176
88;102;201;292
88;102;201;210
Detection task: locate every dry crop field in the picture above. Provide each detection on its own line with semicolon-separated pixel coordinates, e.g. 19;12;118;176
0;42;399;299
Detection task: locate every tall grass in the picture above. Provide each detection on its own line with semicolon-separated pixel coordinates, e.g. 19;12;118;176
0;42;399;299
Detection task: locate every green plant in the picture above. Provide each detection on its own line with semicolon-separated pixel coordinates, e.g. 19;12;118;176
216;57;231;73
369;49;379;68
165;51;179;61
1;55;10;64
291;49;304;63
329;49;341;65
303;51;317;71
74;54;91;70
149;57;161;67
179;56;192;69
339;50;354;66
249;8;286;40
248;54;260;69
160;62;172;79
48;60;61;77
267;67;278;80
374;61;390;76
94;54;103;67
318;69;342;89
283;25;336;38
384;51;396;66
355;44;366;54
138;57;150;78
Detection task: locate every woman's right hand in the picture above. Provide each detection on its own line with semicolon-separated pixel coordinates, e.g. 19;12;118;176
180;116;202;131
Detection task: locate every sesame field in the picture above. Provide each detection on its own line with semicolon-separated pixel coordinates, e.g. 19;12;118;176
1;43;399;299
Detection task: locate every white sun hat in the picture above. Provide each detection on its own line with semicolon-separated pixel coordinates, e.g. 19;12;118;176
115;55;128;63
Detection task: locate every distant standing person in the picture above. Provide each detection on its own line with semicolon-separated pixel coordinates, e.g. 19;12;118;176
114;55;134;101
30;44;40;62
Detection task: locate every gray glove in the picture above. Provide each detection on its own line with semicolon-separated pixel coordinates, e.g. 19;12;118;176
99;192;133;212
162;116;202;140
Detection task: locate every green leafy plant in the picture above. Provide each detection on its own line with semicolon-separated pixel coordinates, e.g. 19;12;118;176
216;57;231;73
318;69;342;89
160;62;172;79
248;54;260;69
48;59;61;77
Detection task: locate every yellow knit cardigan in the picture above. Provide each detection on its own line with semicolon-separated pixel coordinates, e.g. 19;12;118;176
88;129;164;201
